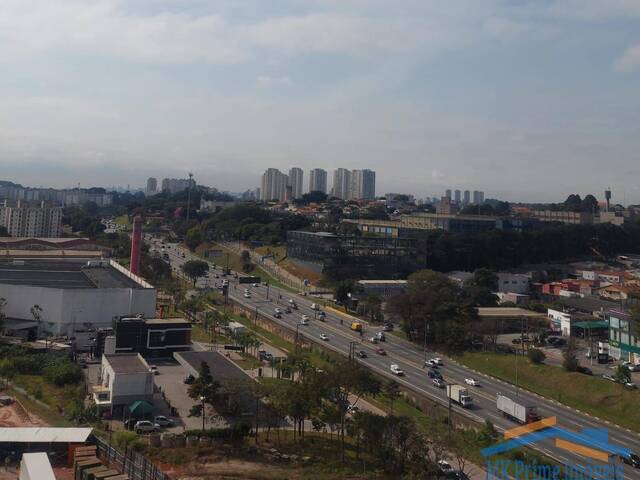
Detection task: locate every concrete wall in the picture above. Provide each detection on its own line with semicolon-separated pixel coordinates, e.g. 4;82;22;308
0;284;156;335
103;358;154;406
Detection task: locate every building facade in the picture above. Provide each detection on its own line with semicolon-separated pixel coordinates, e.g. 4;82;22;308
160;177;195;194
145;177;157;195
94;353;154;411
0;201;62;237
260;168;288;202
351;169;376;200
288;168;304;199
332;168;352;200
607;309;638;362
308;168;328;193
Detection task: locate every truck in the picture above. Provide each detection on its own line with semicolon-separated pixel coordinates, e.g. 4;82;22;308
446;384;473;408
496;394;540;424
351;322;363;332
390;364;404;376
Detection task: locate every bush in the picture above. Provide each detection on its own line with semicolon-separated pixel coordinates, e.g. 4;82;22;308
112;430;146;452
527;348;546;364
44;362;83;386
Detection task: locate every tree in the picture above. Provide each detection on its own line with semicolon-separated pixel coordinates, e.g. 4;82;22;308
463;268;499;307
527;348;546;365
384;380;401;416
614;364;631;384
30;304;44;340
358;294;384;322
187;361;221;426
181;260;209;286
563;337;579;372
334;280;354;305
240;250;253;273
185;227;202;251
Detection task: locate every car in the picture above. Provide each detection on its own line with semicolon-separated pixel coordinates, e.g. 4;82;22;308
625;382;638;390
356;350;368;359
622;361;640;372
376;347;387;355
243;292;251;298
184;374;195;384
621;453;640;468
154;416;173;427
284;307;292;314
465;378;480;386
320;333;329;341
346;404;359;414
427;369;443;379
432;378;446;388
576;366;593;375
369;336;379;344
302;314;310;321
425;359;439;368
376;332;386;342
390;364;404;376
274;312;282;319
317;312;326;321
383;322;394;332
134;420;160;434
274;308;282;314
431;357;443;366
149;365;159;375
437;460;453;474
123;418;137;430
252;283;259;287
300;318;309;326
310;303;320;310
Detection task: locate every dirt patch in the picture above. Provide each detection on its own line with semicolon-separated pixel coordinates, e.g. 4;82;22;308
179;459;303;479
0;401;46;427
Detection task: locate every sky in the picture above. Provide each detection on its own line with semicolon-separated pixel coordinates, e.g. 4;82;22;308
1;0;640;203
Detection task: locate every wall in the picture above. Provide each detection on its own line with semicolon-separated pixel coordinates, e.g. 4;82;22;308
0;284;156;335
103;358;154;406
497;273;530;294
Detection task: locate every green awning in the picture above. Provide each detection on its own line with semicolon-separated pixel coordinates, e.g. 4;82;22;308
573;321;609;329
128;400;154;416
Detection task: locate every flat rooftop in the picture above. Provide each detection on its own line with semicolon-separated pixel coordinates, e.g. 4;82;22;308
0;259;143;289
145;317;190;325
104;353;150;374
477;307;546;318
175;351;251;383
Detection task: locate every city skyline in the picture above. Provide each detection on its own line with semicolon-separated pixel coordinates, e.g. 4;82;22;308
1;1;640;202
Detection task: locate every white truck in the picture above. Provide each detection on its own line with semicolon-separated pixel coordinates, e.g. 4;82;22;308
446;384;473;408
496;394;540;424
390;364;404;376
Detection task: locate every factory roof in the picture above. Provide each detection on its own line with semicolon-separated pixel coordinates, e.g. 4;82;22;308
145;317;190;325
0;427;93;443
0;258;144;289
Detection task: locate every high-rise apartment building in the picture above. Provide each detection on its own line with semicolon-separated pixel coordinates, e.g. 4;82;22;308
463;190;470;205
332;168;352;200
350;169;376;200
445;189;452;200
308;168;328;194
472;191;485;204
161;177;195;194
146;177;157;195
288;168;304;199
0;201;63;237
260;168;288;202
454;190;461;204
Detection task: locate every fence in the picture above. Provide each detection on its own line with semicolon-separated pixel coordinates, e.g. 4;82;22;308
95;436;171;480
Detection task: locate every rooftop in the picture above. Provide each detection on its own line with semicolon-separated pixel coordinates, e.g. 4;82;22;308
0;427;92;443
0;258;144;289
145;317;190;325
477;307;546;318
357;279;408;285
104;353;150;374
175;351;251;384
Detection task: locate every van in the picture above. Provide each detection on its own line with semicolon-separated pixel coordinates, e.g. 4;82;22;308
351;322;363;332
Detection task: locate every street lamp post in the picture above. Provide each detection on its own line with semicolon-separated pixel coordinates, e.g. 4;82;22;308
200;395;206;432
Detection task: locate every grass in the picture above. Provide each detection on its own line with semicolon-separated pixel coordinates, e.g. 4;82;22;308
190;324;230;344
114;215;131;228
455;351;640;433
256;245;323;286
235;353;263;370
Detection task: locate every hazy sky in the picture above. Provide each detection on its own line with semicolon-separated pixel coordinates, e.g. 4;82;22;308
1;0;640;203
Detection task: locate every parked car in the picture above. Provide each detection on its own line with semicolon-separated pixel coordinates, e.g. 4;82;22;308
149;365;159;375
622;361;640;372
184;374;195;384
369;336;380;344
465;378;480;386
154;416;173;427
317;312;326;321
376;331;386;342
243;292;251;298
135;420;160;434
437;460;454;474
252;283;259;287
356;350;368;359
425;359;439;368
431;357;443;366
432;378;446;388
376;347;387;355
319;333;329;341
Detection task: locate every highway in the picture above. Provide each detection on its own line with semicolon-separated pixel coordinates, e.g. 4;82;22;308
152;237;640;478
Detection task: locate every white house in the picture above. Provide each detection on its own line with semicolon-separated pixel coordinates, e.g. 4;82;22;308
93;353;154;413
497;273;530;294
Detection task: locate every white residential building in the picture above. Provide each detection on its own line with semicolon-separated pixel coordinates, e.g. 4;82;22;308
260;168;288;202
288;167;304;199
308;168;328;193
332;168;352;200
0;201;62;237
94;353;154;410
351;169;376;200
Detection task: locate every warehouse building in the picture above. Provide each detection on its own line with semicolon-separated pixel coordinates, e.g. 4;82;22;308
0;258;156;336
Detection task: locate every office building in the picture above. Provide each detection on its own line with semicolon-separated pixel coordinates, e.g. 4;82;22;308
332;168;352;200
445;189;452;200
145;177;157;195
454;190;461;204
260;168;288;202
93;353;154;413
160;177;195;194
288;167;304;199
351;169;376;200
463;190;471;205
309;168;328;193
0;201;62;237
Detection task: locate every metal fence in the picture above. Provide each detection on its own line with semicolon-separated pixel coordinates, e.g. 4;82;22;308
95;436;171;480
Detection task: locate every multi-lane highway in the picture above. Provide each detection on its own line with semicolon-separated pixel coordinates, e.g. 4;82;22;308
152;238;640;478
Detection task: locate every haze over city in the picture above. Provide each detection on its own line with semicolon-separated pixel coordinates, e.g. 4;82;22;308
1;0;640;202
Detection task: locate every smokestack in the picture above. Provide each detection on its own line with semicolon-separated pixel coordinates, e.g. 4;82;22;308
605;189;612;212
129;216;143;276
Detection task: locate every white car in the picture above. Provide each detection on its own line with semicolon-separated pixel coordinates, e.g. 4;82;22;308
431;357;443;366
622;361;640;372
437;460;453;474
390;364;404;376
252;283;259;287
149;365;159;375
465;378;480;387
301;314;310;322
274;308;282;314
320;333;329;341
135;420;160;434
310;303;320;310
300;317;309;326
243;292;251;298
154;415;173;427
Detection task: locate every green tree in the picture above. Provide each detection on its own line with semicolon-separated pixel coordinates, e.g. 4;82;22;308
181;260;209;286
185;227;203;251
614;364;631;384
563;337;579;372
334;280;354;305
383;380;401;416
187;361;221;425
527;348;546;365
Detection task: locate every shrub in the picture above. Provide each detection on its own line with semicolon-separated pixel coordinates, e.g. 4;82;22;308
527;348;546;364
112;430;146;452
44;362;82;386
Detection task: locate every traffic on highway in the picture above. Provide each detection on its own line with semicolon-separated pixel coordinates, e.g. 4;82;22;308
151;237;640;478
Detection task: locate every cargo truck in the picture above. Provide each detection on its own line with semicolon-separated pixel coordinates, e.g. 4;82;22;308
446;384;473;408
496;394;540;424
